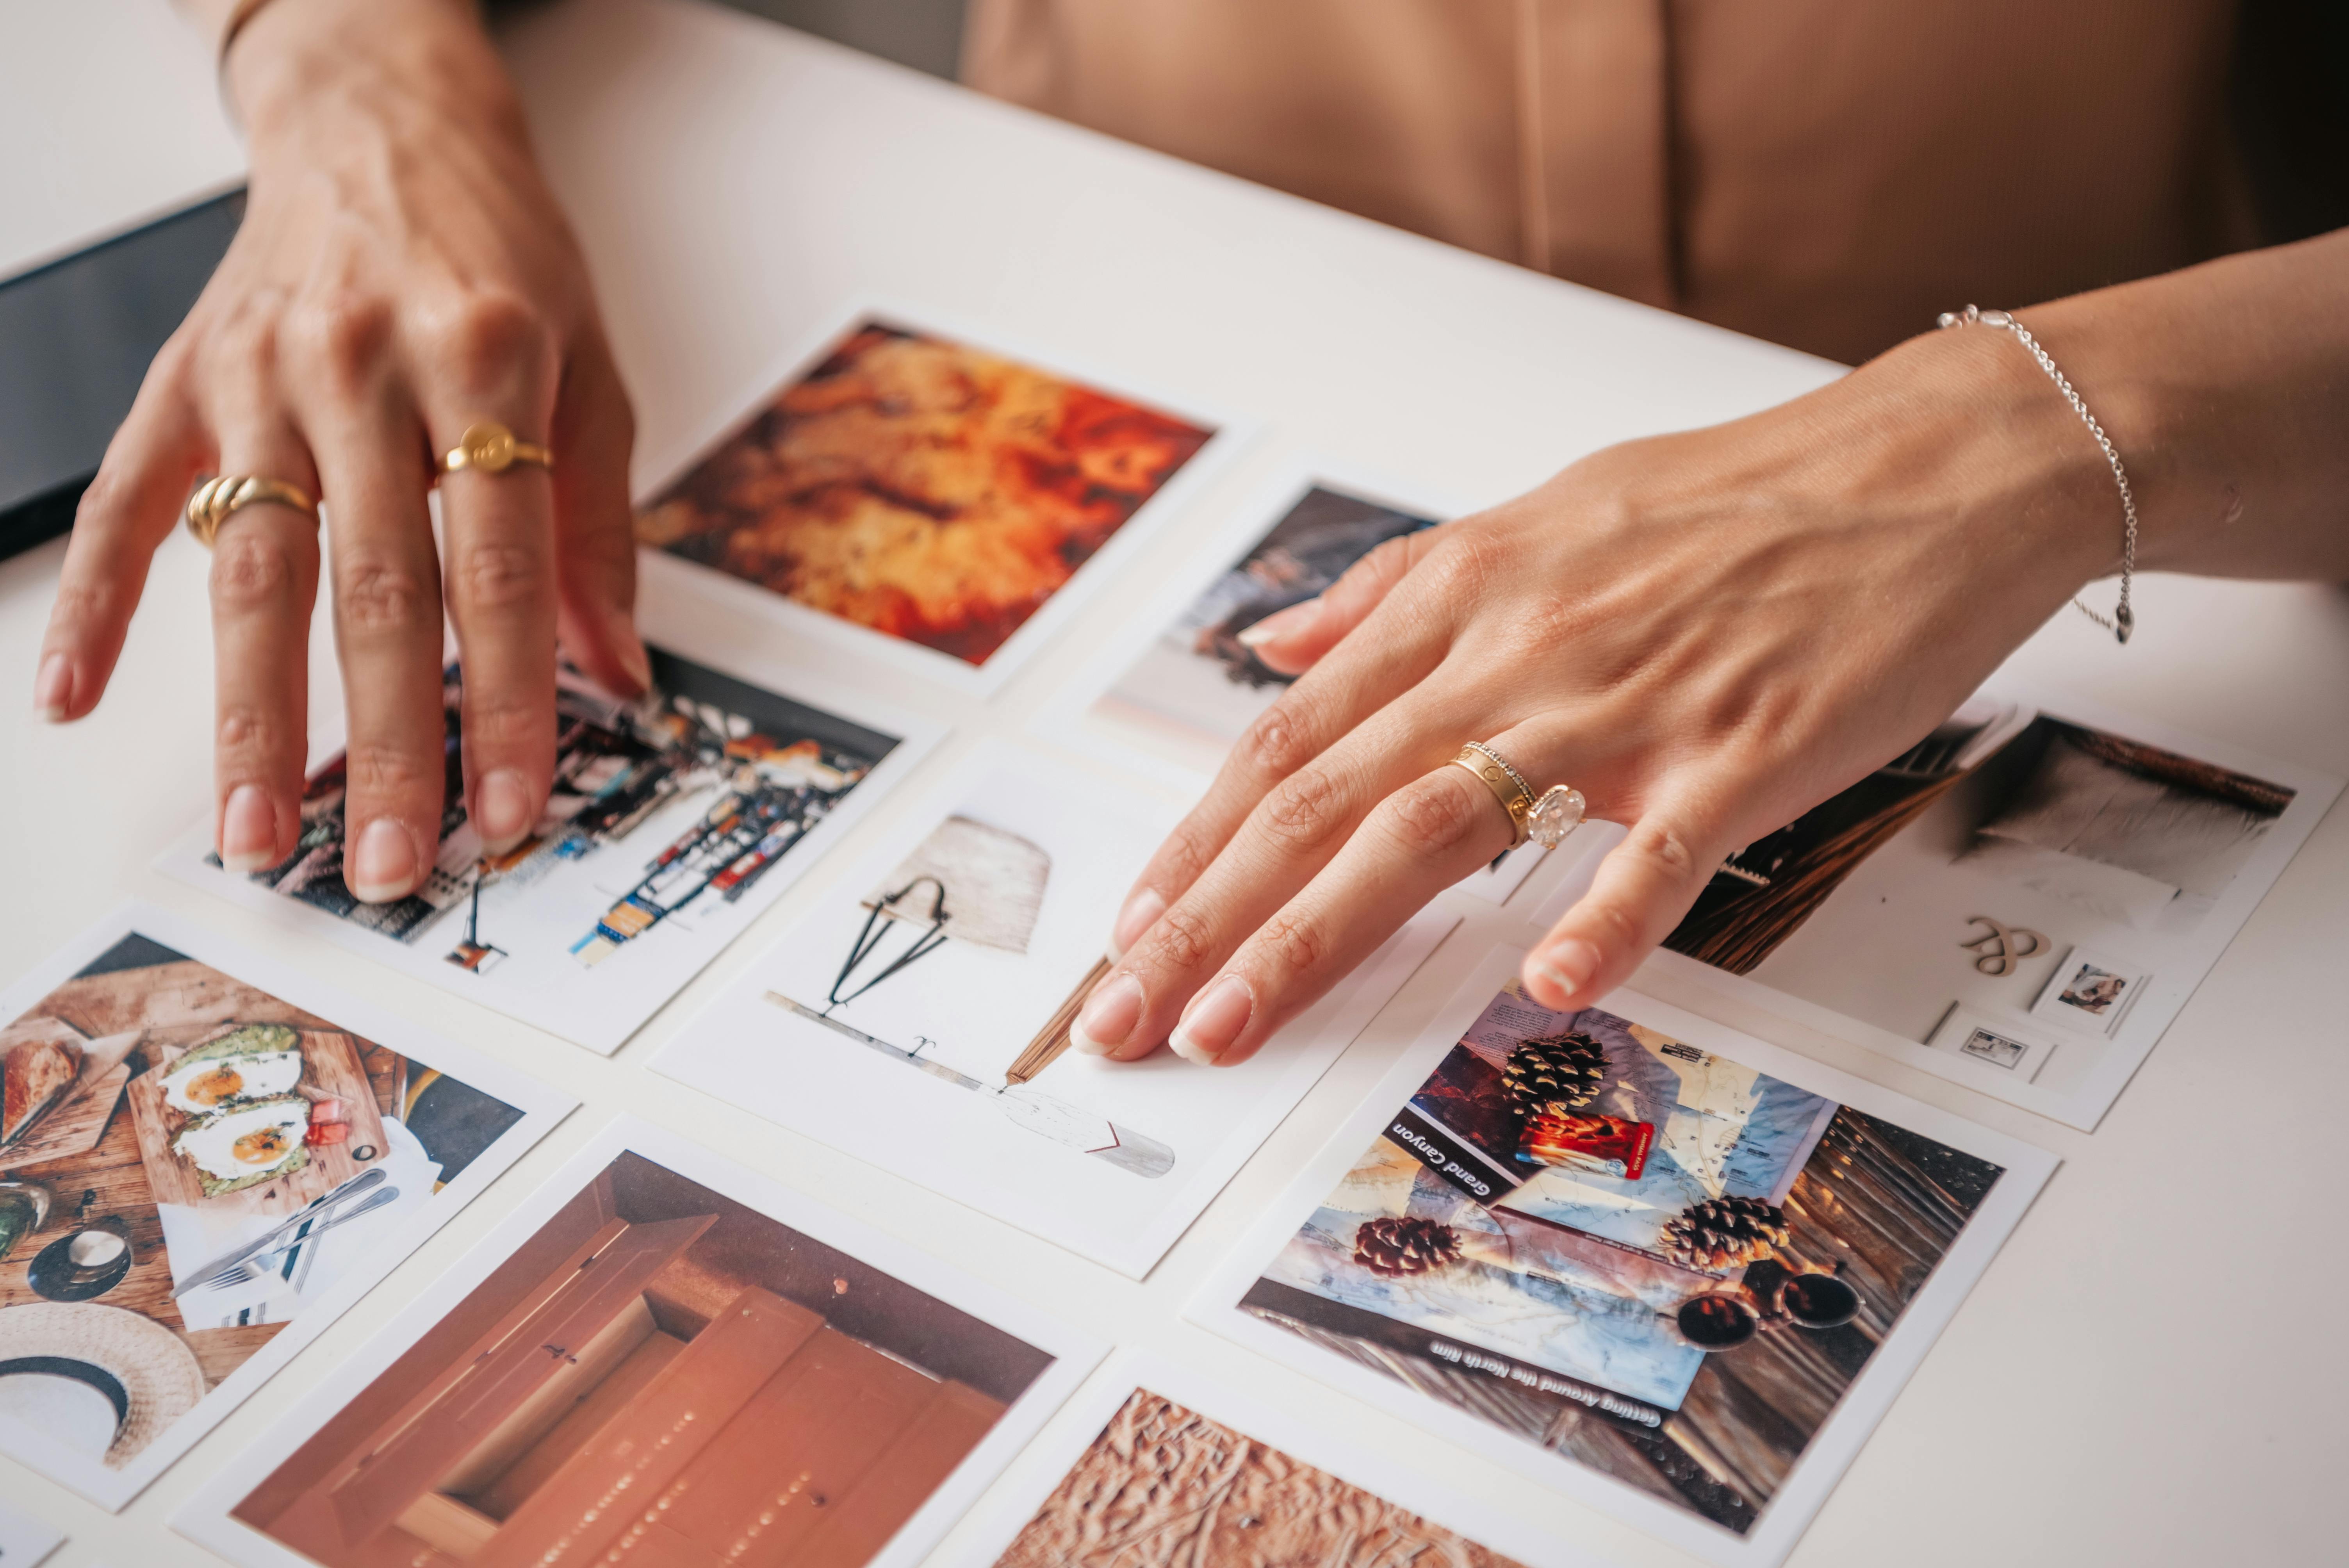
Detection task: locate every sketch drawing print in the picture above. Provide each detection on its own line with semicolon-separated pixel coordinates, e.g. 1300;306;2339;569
769;813;1174;1176
652;749;1457;1278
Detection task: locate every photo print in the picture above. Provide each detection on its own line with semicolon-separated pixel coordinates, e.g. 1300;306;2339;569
176;1121;1100;1568
0;905;567;1510
1594;688;2342;1128
1193;946;2054;1568
952;1353;1595;1568
636;317;1218;682
1923;1005;2058;1080
171;641;934;1054
1094;482;1438;764
2029;948;2146;1035
655;744;1456;1277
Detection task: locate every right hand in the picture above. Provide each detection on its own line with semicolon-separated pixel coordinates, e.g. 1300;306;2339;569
33;0;647;900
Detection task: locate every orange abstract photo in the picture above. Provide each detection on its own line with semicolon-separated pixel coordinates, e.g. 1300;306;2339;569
638;322;1215;666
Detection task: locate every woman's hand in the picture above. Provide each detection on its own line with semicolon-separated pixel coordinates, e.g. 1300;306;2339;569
1069;324;2128;1066
34;0;645;900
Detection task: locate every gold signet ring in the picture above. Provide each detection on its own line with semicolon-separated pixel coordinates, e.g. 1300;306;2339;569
183;475;320;549
438;420;554;476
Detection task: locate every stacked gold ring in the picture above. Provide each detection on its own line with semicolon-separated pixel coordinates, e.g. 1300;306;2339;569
438;420;554;477
1447;741;1587;850
183;474;319;549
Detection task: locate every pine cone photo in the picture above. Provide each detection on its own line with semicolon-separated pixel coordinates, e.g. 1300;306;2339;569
1659;1197;1792;1272
1351;1216;1465;1278
1502;1030;1608;1117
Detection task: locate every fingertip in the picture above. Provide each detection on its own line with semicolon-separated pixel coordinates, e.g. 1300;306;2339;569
1108;887;1165;960
557;609;651;698
1169;972;1253;1066
219;784;284;873
473;766;540;852
1106;1033;1166;1064
1524;937;1602;1010
617;627;652;694
348;817;426;904
1071;971;1142;1058
33;652;75;723
1234;598;1323;673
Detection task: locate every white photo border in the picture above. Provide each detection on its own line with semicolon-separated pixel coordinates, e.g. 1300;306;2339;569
1187;942;2059;1568
631;294;1262;700
0;902;573;1513
156;600;948;1056
170;1114;1109;1568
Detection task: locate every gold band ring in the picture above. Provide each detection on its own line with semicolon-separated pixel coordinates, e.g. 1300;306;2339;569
438;420;553;477
1448;741;1588;850
184;474;319;549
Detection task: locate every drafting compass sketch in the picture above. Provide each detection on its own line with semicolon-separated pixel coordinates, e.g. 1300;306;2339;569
764;815;1176;1177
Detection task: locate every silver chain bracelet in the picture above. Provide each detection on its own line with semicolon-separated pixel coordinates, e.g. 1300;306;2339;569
1936;303;2139;644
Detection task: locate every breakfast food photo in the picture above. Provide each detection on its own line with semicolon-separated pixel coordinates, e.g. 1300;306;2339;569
0;909;564;1509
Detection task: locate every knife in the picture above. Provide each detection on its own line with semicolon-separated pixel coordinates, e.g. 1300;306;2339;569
171;1166;387;1297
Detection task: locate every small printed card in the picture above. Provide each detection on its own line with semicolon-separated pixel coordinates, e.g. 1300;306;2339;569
654;742;1456;1278
1556;686;2342;1129
1192;944;2056;1568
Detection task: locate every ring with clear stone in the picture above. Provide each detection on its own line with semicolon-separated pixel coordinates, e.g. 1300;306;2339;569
1449;742;1586;850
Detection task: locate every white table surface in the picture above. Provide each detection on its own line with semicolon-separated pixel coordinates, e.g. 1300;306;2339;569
0;0;245;284
5;1;2345;1564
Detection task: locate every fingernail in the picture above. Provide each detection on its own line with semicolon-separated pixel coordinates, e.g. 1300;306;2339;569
1071;972;1143;1056
349;818;420;903
1236;599;1320;649
1171;973;1253;1065
474;768;536;848
33;654;71;722
220;785;280;872
1109;887;1165;960
1532;939;1603;1004
618;634;652;693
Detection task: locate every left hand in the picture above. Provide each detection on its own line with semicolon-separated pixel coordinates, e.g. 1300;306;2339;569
1065;322;2121;1066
